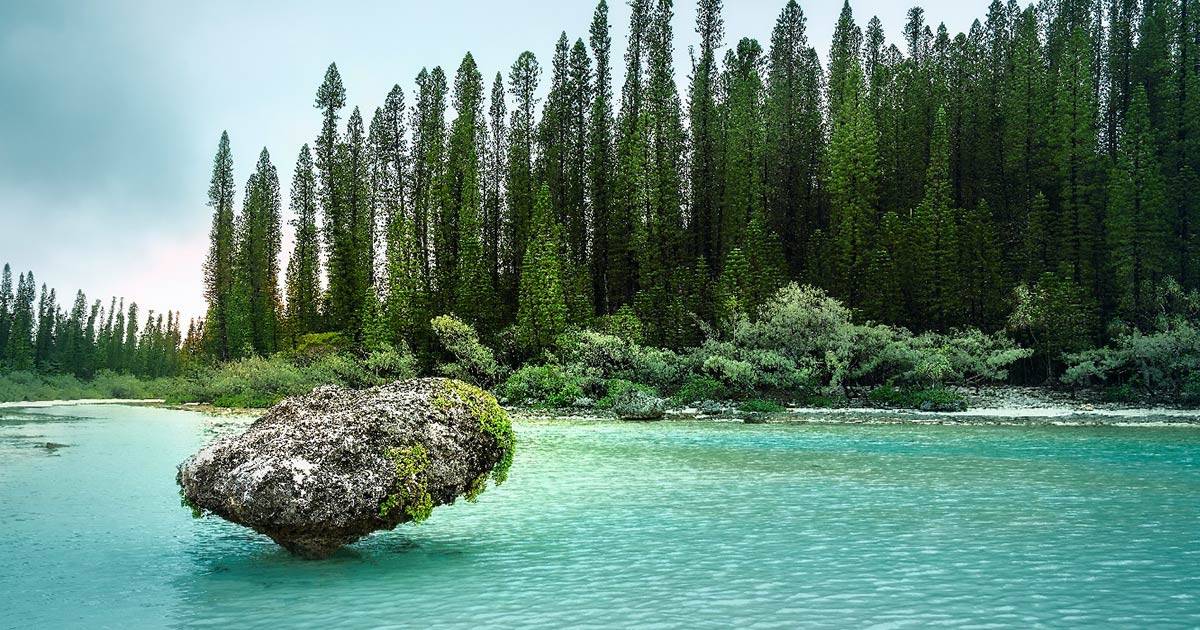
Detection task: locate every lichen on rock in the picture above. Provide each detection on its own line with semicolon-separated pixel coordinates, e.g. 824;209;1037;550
176;377;514;559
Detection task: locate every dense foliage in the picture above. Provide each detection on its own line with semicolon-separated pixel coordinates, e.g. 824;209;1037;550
197;0;1198;378
498;283;1032;407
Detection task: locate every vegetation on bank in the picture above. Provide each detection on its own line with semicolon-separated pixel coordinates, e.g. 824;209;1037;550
6;281;1200;411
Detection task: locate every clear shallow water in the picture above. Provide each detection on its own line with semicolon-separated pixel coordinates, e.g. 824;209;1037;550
1;406;1199;629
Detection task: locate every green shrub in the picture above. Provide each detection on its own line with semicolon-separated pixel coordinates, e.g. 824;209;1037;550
497;364;585;407
291;332;352;363
1102;383;1137;403
867;385;967;411
363;343;419;382
1061;291;1200;400
431;315;504;387
596;379;658;409
672;376;726;404
600;305;644;344
1183;373;1200;406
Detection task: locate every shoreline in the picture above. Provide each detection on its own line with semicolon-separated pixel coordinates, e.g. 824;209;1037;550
4;390;1199;427
0;398;165;409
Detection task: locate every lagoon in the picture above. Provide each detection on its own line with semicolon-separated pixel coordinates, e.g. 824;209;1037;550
1;404;1198;628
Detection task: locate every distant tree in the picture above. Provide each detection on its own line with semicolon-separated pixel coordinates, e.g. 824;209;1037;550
827;0;861;122
484;72;508;306
0;264;12;363
33;284;56;369
327;108;373;339
638;0;688;346
609;0;651;312
446;53;495;331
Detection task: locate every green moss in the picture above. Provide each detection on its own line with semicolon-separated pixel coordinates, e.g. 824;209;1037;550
178;488;203;519
379;444;433;522
464;472;489;503
436;379;516;487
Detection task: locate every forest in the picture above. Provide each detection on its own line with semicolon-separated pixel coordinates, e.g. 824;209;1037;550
2;0;1199;407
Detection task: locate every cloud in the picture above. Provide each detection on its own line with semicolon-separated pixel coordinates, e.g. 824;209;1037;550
0;0;189;212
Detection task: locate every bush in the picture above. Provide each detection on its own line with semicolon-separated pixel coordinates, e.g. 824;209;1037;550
596;379;658;409
204;356;314;408
1061;282;1200;402
555;330;685;393
497;364;585;408
867;385;967;411
290;332;352;364
1102;383;1137;403
431;315;504;387
363;343;419;382
599;305;644;344
672;376;726;404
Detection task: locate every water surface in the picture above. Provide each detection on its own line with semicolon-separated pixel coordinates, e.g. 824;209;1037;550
1;405;1198;628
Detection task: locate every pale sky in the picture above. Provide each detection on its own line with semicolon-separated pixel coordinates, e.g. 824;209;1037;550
0;0;993;323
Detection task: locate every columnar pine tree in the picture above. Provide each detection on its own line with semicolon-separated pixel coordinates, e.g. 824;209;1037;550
565;39;595;325
485;72;508;303
1108;86;1168;322
411;68;449;293
828;60;879;307
1053;25;1103;298
589;0;615;314
609;0;651;311
234;148;282;356
516;185;568;353
828;1;862;122
909;107;961;329
327;107;373;339
688;0;724;270
446;53;494;331
202;131;237;360
638;0;688;346
33;284;55;369
765;0;823;275
285;144;322;342
720;38;766;260
507;52;541;312
0;264;12;362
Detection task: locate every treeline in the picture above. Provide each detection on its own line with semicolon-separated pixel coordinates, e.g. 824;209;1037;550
198;0;1199;381
0;263;187;379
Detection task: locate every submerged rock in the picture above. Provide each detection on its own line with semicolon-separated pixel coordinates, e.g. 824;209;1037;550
613;389;666;421
177;378;514;559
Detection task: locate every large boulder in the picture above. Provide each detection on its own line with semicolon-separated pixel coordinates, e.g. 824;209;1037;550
177;378;515;559
612;388;666;421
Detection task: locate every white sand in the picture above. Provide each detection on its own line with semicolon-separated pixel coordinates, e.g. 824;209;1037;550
0;398;165;409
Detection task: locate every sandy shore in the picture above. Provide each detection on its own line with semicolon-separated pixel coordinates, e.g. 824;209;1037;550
0;398;165;409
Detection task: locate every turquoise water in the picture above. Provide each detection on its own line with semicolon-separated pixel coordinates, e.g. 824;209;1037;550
1;405;1199;628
